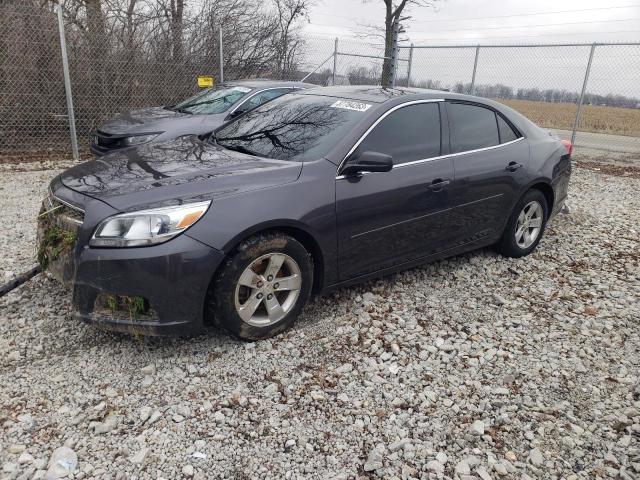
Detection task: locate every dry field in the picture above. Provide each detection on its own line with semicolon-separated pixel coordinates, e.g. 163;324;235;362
497;99;640;137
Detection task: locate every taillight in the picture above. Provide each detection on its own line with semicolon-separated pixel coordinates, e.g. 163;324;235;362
560;139;573;156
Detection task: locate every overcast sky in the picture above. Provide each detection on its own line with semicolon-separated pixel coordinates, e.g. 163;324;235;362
301;0;640;44
298;0;640;97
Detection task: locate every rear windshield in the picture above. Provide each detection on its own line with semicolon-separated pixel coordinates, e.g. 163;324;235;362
215;94;373;161
173;86;252;114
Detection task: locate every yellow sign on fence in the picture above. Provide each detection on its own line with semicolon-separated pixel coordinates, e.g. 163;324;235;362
197;76;214;88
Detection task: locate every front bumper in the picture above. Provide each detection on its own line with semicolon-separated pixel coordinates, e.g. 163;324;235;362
73;234;225;336
37;184;225;336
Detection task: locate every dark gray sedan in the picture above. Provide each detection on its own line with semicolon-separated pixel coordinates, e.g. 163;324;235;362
40;86;571;340
90;79;313;156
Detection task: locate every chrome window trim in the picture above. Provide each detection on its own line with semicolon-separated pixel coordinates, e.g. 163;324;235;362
335;137;525;180
228;87;300;115
337;98;445;174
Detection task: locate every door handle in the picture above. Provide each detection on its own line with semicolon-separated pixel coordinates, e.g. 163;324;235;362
505;161;522;172
428;178;450;192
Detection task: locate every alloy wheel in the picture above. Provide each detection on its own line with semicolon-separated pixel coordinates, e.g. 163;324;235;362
234;253;302;326
515;200;543;249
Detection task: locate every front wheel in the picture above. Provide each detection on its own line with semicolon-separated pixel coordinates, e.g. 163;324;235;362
496;189;548;258
208;232;313;340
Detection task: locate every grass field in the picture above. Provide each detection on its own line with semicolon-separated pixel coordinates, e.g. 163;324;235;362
496;99;640;137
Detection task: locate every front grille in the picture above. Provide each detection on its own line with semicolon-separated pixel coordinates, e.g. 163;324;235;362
37;193;83;283
41;193;85;231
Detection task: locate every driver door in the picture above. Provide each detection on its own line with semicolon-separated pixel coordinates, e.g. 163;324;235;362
335;101;456;280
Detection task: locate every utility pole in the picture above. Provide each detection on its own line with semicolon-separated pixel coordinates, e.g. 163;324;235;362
406;43;414;88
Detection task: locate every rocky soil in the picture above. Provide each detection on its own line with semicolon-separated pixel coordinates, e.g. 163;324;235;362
0;160;639;479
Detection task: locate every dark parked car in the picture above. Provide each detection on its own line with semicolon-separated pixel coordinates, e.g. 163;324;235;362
39;86;571;340
90;79;313;156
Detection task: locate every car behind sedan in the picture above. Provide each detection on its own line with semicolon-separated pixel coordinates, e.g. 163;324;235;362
39;86;571;340
90;79;313;156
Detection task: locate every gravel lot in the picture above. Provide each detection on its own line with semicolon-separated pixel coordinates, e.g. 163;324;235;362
1;159;639;480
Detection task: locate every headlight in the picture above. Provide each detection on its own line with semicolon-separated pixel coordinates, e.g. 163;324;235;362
90;201;211;247
121;134;160;147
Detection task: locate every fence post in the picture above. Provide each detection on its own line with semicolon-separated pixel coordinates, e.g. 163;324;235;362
571;43;596;147
55;4;79;161
406;43;414;87
470;44;480;95
332;38;338;85
218;26;224;84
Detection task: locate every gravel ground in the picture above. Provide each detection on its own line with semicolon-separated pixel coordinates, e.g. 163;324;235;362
1;159;639;480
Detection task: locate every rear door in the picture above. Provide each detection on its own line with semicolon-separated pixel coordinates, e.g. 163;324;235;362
336;101;457;280
445;101;528;244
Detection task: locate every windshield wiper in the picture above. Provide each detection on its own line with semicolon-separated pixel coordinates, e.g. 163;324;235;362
218;143;259;157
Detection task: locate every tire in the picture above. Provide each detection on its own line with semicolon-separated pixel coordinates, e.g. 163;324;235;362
496;189;549;258
208;232;313;340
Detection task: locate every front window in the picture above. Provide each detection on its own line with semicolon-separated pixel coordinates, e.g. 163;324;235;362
215;95;373;161
353;103;441;164
172;86;252;114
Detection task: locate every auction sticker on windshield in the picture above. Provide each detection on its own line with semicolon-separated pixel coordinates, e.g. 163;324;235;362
330;100;372;112
232;86;252;93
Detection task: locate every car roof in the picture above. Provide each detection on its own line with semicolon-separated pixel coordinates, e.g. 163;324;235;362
226;79;316;89
298;85;492;103
297;85;548;139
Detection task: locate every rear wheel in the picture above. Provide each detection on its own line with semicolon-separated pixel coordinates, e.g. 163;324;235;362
209;233;313;340
496;189;548;258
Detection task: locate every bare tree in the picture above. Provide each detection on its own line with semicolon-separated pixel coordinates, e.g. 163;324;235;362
367;0;440;86
273;0;309;77
169;0;184;62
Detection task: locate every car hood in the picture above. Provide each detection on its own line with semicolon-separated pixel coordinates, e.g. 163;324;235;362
60;137;302;211
98;107;226;136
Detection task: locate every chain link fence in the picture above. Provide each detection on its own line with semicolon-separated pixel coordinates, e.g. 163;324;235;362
400;43;640;155
1;2;639;161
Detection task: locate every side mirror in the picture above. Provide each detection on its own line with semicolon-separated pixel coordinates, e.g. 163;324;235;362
341;151;393;176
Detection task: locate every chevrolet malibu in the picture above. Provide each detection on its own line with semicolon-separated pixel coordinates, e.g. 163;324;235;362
38;86;572;340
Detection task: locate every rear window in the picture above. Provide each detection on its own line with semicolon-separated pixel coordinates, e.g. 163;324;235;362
215;94;372;161
447;102;499;153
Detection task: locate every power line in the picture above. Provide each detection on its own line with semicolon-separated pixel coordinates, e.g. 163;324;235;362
306;17;640;35
312;4;640;25
408;29;640;42
408;17;640;35
409;4;640;24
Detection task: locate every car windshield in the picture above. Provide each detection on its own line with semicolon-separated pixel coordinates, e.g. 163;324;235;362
172;85;252;114
215;94;373;161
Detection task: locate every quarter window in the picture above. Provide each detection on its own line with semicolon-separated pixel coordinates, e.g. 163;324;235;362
447;102;499;153
353;103;441;165
497;114;520;143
